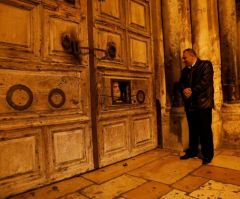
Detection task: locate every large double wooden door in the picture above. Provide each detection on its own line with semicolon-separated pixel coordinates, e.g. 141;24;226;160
0;0;157;197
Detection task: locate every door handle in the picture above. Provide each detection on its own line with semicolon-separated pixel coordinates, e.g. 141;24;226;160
61;33;117;60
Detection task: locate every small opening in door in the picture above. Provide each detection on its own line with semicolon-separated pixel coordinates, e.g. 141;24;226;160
111;79;131;104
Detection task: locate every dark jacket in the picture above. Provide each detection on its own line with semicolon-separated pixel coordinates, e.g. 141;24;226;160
179;58;214;111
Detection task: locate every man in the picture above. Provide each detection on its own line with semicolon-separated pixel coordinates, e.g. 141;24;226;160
179;48;214;165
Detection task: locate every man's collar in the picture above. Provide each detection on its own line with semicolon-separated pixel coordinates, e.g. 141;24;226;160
192;59;197;67
188;58;198;68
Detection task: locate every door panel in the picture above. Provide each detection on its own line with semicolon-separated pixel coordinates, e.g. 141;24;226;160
94;0;123;24
128;0;150;34
129;34;151;70
98;118;130;166
0;1;40;60
47;123;93;181
42;11;81;63
0;128;46;197
0;129;44;180
93;0;157;167
131;114;156;155
100;0;121;19
129;1;146;28
134;117;152;144
0;3;31;45
94;25;126;68
0;70;83;114
0;0;92;197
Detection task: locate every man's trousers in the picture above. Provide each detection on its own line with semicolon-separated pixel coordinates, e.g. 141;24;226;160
186;108;214;161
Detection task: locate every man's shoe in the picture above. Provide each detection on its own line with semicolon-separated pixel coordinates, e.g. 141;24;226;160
202;158;211;165
180;153;197;160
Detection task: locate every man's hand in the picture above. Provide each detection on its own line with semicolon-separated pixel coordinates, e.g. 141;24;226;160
183;88;192;99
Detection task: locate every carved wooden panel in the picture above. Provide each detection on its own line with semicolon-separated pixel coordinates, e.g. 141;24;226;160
0;128;45;197
133;117;152;145
0;1;40;60
95;25;126;68
0;137;36;179
99;119;130;166
131;115;157;155
131;78;152;106
94;0;123;24
0;70;83;115
48;123;93;180
43;11;83;64
54;129;85;164
127;0;150;34
42;0;83;15
128;34;151;71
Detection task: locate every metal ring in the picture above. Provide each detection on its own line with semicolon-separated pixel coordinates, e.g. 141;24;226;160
6;84;33;111
48;88;66;108
136;90;145;104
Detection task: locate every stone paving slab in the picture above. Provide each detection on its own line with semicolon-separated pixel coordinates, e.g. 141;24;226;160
211;154;240;171
190;180;240;199
81;174;146;199
10;177;93;199
58;192;88;199
128;156;201;184
219;149;240;157
193;165;240;186
122;181;172;199
83;149;171;184
160;189;195;199
8;149;240;199
172;175;209;193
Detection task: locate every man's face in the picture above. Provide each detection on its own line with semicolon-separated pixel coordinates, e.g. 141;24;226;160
182;51;195;67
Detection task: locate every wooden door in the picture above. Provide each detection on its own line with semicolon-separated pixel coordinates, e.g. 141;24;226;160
92;0;157;167
0;0;93;197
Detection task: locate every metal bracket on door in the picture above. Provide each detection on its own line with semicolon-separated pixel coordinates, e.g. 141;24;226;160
61;34;80;58
105;42;117;59
61;34;117;60
64;0;75;5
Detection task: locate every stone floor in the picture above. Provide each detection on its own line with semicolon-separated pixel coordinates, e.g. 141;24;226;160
9;148;240;199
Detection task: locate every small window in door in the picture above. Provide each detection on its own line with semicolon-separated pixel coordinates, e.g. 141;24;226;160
111;80;131;104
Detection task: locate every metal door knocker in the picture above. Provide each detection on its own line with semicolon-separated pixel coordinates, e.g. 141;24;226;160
61;33;80;58
6;84;33;111
65;0;75;5
106;42;117;59
62;34;72;52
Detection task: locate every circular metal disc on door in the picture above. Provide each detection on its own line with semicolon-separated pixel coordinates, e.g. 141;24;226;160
136;90;145;104
48;88;66;108
6;84;33;111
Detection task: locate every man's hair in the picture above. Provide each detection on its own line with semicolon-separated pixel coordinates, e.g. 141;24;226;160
183;48;197;56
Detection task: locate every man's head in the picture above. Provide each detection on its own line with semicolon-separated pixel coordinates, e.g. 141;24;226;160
182;48;198;67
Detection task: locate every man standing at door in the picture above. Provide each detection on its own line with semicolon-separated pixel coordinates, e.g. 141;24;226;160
179;48;214;165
